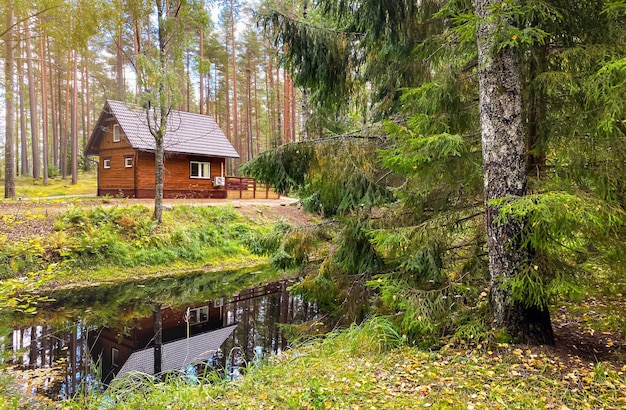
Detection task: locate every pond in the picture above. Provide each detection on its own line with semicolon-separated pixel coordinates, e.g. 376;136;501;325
2;266;316;401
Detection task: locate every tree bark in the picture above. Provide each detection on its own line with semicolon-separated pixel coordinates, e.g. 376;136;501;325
116;29;125;100
71;49;78;185
25;23;40;179
199;21;205;115
40;31;49;185
151;0;169;224
62;46;72;179
475;0;554;345
83;54;91;172
18;39;29;176
49;37;59;171
5;3;16;198
229;0;239;171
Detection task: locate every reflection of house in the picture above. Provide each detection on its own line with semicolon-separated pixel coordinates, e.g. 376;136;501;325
117;324;236;378
85;100;239;198
89;301;229;383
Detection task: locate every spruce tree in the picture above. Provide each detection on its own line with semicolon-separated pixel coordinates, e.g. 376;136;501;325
249;0;626;344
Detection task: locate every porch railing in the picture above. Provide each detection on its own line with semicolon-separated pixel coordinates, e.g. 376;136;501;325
225;176;279;199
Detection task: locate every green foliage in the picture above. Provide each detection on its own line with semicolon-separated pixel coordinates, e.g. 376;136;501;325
332;218;384;275
240;143;315;195
0;204;276;281
259;8;356;111
243;137;394;216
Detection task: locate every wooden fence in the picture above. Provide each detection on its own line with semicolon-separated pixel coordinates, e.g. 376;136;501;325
225;177;280;199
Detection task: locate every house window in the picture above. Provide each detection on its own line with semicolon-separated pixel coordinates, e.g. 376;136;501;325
125;157;133;168
188;306;209;325
112;348;119;367
103;158;111;169
113;124;121;142
190;161;211;179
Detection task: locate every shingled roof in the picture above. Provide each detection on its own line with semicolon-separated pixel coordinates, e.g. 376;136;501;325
116;324;237;379
85;100;239;158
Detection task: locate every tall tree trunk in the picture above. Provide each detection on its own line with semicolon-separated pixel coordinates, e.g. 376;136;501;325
224;59;232;174
290;77;297;142
265;52;275;149
71;49;78;185
49;37;59;170
283;71;291;144
61;46;71;179
245;55;252;161
253;61;260;156
199;24;205;115
475;0;553;345
134;20;141;98
116;29;124;100
83;54;91;171
40;32;49;185
301;87;309;141
5;3;16;198
301;0;309;141
229;0;239;172
151;0;169;224
276;63;282;146
18;40;29;176
186;51;191;112
25;23;40;179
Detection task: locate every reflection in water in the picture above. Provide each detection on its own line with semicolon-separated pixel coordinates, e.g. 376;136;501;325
4;279;315;401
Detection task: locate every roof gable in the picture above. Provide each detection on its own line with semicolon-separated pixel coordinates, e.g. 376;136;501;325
85;100;239;158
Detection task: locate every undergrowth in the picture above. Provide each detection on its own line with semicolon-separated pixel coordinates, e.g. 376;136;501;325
58;316;626;410
0;204;280;283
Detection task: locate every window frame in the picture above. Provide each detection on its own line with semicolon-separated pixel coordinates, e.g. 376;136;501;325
112;347;119;367
124;156;133;168
113;124;121;143
190;161;211;179
188;306;209;325
103;158;111;169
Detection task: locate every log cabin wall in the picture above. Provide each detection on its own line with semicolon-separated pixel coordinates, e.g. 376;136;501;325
98;124;136;197
135;152;228;199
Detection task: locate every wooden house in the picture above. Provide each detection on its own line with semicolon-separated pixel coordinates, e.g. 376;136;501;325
85;100;239;198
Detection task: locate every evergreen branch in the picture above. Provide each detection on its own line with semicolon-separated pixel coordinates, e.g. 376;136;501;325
0;7;59;40
260;9;365;38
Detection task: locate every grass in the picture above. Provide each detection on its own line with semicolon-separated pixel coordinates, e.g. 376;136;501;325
0;171;98;199
57;316;626;410
0;202;276;287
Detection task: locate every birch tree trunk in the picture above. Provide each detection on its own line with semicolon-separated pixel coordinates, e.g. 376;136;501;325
475;0;554;344
151;0;169;224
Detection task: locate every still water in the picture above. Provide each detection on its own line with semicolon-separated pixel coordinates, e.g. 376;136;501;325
3;267;315;401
